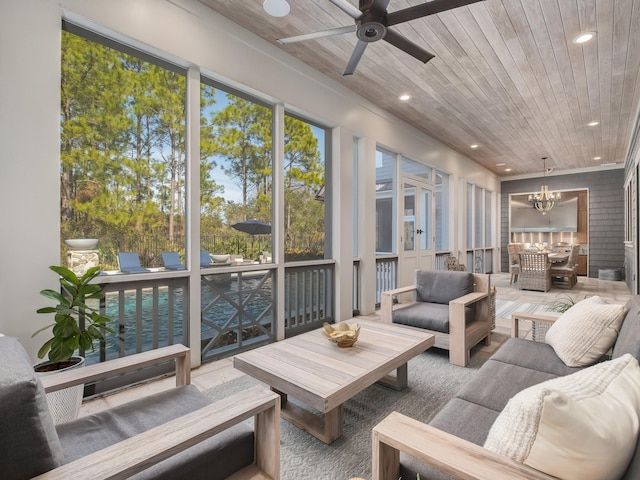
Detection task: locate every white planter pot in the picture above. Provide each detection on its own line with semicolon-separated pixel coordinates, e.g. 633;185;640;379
35;356;85;425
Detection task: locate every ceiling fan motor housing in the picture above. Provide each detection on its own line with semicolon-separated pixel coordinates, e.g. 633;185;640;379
356;12;387;42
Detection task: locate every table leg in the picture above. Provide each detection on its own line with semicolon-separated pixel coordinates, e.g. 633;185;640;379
377;363;408;391
279;399;344;444
271;387;287;408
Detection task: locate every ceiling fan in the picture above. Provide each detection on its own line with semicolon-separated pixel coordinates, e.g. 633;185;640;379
277;0;484;76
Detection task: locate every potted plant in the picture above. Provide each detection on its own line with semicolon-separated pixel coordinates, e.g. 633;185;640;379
32;265;113;423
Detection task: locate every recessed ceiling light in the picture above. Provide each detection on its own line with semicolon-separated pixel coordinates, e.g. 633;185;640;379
495;162;506;167
588;121;599;126
399;94;411;101
263;0;290;17
470;144;479;149
572;32;597;44
505;168;512;172
593;156;602;160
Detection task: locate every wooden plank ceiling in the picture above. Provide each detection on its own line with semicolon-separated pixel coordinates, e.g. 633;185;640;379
199;0;640;177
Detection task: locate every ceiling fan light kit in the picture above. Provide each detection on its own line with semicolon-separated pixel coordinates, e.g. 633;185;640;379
277;0;484;75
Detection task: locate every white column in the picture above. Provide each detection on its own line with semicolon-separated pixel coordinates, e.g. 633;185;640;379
185;67;202;367
359;136;378;315
331;127;355;321
273;103;286;340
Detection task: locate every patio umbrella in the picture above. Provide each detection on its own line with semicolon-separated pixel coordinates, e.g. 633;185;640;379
231;219;272;236
231;220;271;258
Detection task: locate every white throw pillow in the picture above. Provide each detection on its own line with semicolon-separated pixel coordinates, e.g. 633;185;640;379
484;354;640;480
546;296;627;367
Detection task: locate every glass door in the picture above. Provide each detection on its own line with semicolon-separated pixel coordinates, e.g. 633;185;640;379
400;178;435;287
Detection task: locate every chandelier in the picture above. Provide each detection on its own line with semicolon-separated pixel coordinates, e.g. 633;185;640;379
528;157;560;215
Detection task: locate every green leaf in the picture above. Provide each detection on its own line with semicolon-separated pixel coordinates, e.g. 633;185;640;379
37;338;55;360
32;323;56;338
50;265;81;286
40;289;70;306
48;339;75;363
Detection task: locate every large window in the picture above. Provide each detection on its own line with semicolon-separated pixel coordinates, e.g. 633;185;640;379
283;113;326;261
60;24;186;269
466;182;493;250
200;80;273;262
375;148;397;254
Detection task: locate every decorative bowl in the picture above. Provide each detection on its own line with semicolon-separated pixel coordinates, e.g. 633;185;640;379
64;238;99;250
211;254;230;263
322;322;361;348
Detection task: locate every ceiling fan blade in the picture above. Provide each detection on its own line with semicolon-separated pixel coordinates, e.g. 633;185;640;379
328;0;363;19
383;30;435;63
386;0;484;27
278;25;356;45
367;0;391;16
343;40;368;76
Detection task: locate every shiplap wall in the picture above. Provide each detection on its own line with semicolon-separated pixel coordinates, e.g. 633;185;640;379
501;169;625;278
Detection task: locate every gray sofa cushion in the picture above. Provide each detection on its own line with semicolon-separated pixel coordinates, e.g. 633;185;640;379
455;359;559;412
400;399;500;480
490;337;582;376
57;384;255;480
416;270;474;304
0;336;64;479
613;296;640;361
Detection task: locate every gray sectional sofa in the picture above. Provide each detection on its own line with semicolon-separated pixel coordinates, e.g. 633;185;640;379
376;295;640;480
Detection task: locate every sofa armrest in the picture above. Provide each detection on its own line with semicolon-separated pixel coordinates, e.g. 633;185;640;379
511;312;561;338
34;385;281;480
372;411;555;480
380;285;417;323
41;344;191;393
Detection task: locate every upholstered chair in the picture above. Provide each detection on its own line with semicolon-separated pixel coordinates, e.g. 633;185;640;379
381;270;493;367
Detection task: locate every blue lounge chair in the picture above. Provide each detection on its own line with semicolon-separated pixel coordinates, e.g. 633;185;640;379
200;250;213;267
161;252;186;270
117;252;150;274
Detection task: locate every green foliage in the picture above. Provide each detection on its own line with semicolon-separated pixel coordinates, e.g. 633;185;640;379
547;294;580;313
33;266;114;363
61;31;326;261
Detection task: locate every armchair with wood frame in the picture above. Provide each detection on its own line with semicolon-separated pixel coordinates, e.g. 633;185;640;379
1;337;280;480
380;270;493;367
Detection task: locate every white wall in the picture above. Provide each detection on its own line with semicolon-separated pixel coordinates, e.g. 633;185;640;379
0;0;500;360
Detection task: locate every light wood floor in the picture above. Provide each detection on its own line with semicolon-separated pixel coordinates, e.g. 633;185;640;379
79;272;631;417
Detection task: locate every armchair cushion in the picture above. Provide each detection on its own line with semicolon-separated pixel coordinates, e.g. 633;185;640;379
415;270;474;304
0;337;64;479
392;302;474;333
484;354;640;480
57;384;255;480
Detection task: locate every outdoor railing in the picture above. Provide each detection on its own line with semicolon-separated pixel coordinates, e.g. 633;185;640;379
90;275;189;364
284;260;335;336
200;264;276;362
83;274;190;395
376;255;397;307
353;258;361;316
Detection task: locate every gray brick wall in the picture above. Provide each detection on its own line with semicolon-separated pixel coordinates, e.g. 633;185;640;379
501;169;624;278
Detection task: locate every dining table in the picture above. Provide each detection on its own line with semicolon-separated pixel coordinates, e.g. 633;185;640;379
548;252;569;263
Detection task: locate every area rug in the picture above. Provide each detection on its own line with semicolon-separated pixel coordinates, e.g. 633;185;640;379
203;347;492;480
495;299;551;320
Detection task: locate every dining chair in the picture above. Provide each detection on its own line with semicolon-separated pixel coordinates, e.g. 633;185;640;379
518;252;551;292
550;244;581;288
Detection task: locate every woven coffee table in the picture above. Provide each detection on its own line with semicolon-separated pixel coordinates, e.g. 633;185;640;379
233;319;434;444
